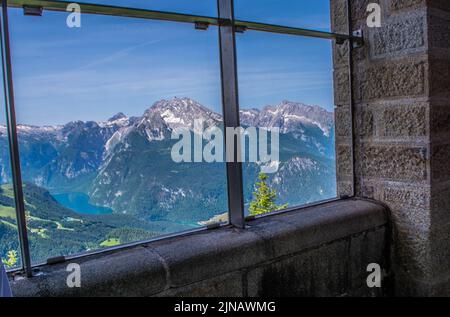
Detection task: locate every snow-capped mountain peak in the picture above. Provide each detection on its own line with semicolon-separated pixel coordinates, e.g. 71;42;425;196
240;100;334;137
1;98;334;159
144;97;222;131
108;112;127;122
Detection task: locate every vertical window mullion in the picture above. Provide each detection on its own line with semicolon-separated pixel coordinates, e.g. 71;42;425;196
346;0;356;198
217;0;245;228
1;0;32;277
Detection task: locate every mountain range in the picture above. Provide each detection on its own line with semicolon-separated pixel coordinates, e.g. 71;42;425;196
0;97;337;263
0;97;336;225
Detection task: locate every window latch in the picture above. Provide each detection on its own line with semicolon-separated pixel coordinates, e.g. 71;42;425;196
195;21;209;31
352;29;364;48
335;29;364;48
23;5;43;16
234;25;247;33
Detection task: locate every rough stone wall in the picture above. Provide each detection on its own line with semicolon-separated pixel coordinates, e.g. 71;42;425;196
331;0;450;296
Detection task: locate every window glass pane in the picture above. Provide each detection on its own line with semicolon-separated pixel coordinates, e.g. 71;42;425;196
235;0;331;31
0;26;22;270
236;31;337;216
52;0;216;16
9;9;227;264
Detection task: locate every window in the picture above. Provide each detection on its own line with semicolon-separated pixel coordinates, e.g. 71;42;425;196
0;0;355;274
236;32;337;215
9;7;226;265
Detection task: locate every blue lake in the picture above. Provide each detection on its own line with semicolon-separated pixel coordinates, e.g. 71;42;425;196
52;192;113;215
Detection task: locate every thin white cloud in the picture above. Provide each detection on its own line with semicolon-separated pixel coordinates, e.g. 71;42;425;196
75;39;163;71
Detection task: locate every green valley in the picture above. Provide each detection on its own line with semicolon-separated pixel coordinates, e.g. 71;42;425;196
0;183;173;265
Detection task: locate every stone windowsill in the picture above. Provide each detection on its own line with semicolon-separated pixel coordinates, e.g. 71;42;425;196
9;198;389;297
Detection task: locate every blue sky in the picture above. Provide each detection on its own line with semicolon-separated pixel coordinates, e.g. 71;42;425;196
3;1;333;126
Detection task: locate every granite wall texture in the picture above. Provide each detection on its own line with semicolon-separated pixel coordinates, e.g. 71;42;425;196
331;0;450;296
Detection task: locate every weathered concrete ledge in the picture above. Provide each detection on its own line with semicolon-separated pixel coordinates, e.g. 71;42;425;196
10;199;390;297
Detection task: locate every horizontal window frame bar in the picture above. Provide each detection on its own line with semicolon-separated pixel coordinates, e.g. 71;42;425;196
234;20;350;42
6;0;360;43
7;0;220;24
245;196;341;222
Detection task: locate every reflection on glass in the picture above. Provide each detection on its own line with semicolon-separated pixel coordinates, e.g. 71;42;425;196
236;31;337;216
8;9;227;264
235;0;331;31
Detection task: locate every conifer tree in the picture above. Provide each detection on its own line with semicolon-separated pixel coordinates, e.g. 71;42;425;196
2;250;18;268
249;173;288;216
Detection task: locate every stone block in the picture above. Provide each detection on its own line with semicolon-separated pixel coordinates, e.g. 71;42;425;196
390;207;431;232
352;0;380;23
335;104;351;138
358;145;428;181
334;68;350;104
246;239;350;297
372;14;425;57
355;59;426;102
333;42;349;69
359;145;428;181
355;181;376;199
393;225;431;279
337;144;352;176
155;271;244;297
147;227;268;288
355;108;374;138
382;185;430;209
381;105;427;138
337;181;354;197
349;228;387;290
330;0;348;33
390;0;425;11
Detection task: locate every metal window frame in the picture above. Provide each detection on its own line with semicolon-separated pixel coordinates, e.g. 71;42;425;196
6;0;360;43
1;0;32;277
0;0;361;276
218;0;244;228
346;0;357;197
